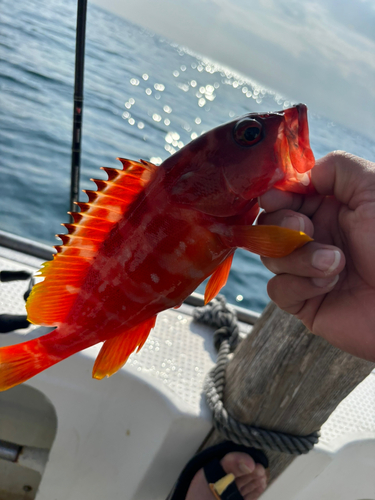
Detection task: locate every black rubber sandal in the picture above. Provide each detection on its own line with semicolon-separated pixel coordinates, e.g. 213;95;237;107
169;441;268;500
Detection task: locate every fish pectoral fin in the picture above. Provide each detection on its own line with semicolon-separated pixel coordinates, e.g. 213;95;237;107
230;225;312;258
92;316;157;380
204;253;234;305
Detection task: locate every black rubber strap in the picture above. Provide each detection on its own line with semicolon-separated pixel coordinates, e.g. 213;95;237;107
204;458;242;499
204;457;227;484
169;441;268;500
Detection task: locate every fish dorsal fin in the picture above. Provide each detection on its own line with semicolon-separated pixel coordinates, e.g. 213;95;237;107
92;316;157;380
26;159;158;326
204;253;234;305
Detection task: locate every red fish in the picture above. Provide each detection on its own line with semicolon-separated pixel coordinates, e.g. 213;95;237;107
0;104;314;391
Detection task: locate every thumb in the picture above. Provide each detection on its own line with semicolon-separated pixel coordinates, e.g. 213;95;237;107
312;151;375;208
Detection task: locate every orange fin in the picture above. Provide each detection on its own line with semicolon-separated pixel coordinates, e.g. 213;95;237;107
204;254;234;305
92;316;157;380
230;225;312;258
26;159;158;327
0;341;47;392
0;328;66;392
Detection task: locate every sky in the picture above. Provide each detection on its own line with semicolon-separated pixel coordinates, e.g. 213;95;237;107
91;0;375;140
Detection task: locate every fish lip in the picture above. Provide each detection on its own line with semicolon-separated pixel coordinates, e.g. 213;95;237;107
275;104;315;193
285;103;312;171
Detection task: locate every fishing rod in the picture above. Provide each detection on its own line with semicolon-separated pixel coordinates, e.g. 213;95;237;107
70;0;88;214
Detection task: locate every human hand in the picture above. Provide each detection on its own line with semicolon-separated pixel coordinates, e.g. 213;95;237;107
258;151;375;361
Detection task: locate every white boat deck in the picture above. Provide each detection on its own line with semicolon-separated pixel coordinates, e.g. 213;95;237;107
1;242;375;499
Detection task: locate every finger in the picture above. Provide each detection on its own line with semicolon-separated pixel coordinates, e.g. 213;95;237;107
245;484;268;500
313;151;375;208
259;151;375;215
258;188;302;213
258;188;324;218
240;476;267;499
236;463;267;498
235;462;266;490
257;209;314;238
267;273;339;315
220;452;256;477
261;242;344;278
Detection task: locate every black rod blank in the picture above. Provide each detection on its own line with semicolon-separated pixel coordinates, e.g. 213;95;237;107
70;0;88;213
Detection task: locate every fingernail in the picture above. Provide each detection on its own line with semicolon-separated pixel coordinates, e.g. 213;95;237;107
312;275;339;288
312;249;341;274
239;462;254;474
281;216;305;233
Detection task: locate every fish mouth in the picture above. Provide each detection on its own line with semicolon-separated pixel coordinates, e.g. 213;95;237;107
274;104;316;194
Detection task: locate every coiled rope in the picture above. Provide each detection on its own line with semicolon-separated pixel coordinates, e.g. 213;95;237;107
193;296;319;455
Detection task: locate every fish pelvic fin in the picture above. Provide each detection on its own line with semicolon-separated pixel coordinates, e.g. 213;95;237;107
92;315;157;380
27;159;158;327
229;225;312;258
204;253;234;305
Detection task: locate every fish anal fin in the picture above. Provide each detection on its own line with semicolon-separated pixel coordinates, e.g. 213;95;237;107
92;316;157;380
204;253;234;305
27;158;158;327
230;225;312;258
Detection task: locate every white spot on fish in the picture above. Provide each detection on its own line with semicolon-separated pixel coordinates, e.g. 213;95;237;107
141;170;151;183
174;247;182;257
268;167;284;187
128;245;151;272
66;285;80;294
296;171;311;186
98;282;108;293
87;303;103;318
179;241;186;252
179;172;194;181
151;273;160;283
107;211;121;223
122;247;132;263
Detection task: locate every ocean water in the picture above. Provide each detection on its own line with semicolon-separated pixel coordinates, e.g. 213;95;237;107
1;0;375;312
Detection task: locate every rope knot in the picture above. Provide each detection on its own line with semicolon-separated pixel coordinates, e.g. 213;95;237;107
193;295;239;351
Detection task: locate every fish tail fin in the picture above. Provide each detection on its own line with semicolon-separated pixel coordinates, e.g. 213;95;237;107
0;328;67;391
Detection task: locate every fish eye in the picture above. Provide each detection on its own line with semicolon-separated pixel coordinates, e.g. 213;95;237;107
233;119;263;147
